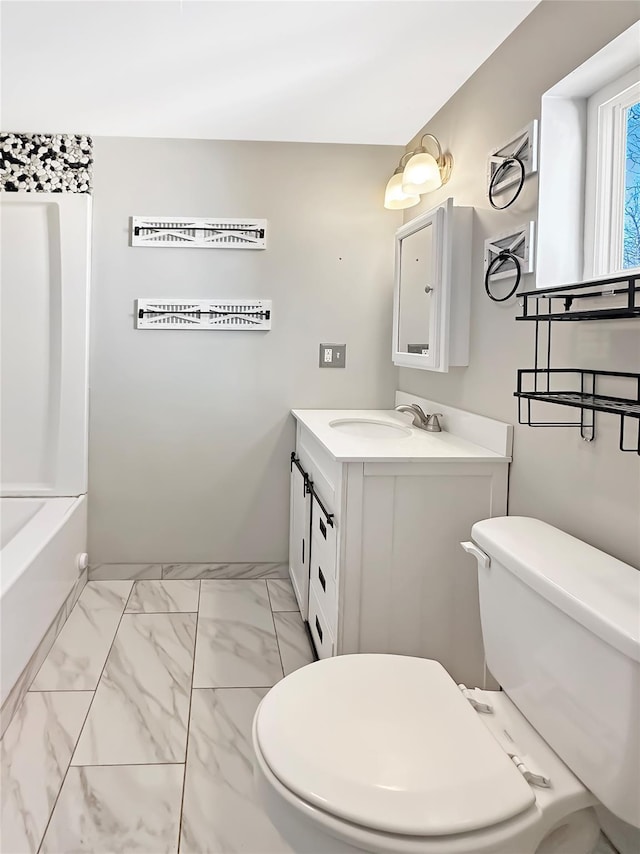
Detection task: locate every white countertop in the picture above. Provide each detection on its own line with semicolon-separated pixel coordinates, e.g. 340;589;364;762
292;410;511;463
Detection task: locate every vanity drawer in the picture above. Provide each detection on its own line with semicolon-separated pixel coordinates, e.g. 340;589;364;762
308;586;335;659
311;495;337;578
309;556;337;635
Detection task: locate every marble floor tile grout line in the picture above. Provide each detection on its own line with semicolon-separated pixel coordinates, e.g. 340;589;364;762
267;580;288;682
266;580;276;612
177;580;201;852
122;610;199;615
36;582;136;854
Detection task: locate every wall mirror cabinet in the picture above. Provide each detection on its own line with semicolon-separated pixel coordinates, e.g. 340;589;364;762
393;198;472;372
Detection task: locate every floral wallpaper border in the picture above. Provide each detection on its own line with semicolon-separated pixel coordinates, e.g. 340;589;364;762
0;132;92;193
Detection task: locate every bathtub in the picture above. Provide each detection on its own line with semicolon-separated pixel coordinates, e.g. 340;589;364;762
1;495;87;707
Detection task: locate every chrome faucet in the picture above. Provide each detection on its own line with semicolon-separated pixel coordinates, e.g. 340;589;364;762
394;403;429;428
394;404;443;432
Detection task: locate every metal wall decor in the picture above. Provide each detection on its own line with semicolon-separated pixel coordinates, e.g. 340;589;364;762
135;299;272;330
487;120;538;210
131;216;267;249
483;222;535;302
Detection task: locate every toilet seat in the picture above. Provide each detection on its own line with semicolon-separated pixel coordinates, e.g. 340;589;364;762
255;655;536;837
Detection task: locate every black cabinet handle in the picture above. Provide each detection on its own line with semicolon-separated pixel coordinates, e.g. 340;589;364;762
315;616;323;643
318;566;326;591
302;539;305;564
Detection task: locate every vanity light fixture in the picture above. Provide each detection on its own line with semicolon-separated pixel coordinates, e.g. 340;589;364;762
402;134;453;195
383;152;420;210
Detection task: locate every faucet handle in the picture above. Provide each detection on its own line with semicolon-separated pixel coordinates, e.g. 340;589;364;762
425;413;443;432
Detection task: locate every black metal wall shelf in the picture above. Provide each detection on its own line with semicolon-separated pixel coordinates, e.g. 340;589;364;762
515;370;640;453
514;272;640;454
517;272;640;322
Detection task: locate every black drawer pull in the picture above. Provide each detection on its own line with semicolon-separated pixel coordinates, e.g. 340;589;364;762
315;615;323;643
319;519;327;539
318;566;326;591
302;539;305;564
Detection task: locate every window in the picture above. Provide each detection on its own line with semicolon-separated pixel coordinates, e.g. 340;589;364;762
537;23;640;288
585;67;640;278
624;102;640;269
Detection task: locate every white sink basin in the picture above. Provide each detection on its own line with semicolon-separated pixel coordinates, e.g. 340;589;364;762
329;418;411;439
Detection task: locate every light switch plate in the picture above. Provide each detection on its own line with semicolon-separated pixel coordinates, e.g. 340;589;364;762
319;343;346;368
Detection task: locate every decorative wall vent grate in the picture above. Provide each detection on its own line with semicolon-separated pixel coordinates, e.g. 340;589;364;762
484;222;535;280
487;120;538;195
135;299;272;330
131;217;267;249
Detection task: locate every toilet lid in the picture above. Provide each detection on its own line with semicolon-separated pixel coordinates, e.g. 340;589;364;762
256;655;536;837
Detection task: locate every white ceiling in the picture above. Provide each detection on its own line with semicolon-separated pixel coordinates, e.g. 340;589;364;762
1;0;538;145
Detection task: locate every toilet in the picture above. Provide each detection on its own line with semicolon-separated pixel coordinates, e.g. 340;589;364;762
252;516;640;854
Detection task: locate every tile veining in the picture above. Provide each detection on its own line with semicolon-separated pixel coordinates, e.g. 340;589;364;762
162;562;288;580
193;580;284;688
72;613;197;765
1;599;69;739
89;563;163;581
180;688;292;853
1;576;314;853
267;578;299;612
273;611;315;676
40;764;184;853
30;581;133;692
125;579;200;613
1;691;93;854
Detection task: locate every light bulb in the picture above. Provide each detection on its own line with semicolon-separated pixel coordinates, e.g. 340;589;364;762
401;151;443;195
384;172;420;210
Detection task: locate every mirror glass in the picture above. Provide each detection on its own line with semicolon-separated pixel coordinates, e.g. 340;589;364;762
397;222;433;355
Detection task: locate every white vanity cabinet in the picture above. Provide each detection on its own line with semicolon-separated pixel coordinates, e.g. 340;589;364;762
289;405;511;688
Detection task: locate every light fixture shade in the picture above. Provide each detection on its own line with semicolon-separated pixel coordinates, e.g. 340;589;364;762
384;172;420;210
401;151;443;195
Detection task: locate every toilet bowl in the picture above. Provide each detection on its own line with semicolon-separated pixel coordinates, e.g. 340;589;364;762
252;518;640;854
253;654;600;854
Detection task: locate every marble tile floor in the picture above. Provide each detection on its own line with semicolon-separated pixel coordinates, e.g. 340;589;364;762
1;577;313;854
1;577;619;853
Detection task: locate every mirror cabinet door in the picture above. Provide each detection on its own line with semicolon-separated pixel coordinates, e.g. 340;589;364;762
393;205;445;370
398;221;434;357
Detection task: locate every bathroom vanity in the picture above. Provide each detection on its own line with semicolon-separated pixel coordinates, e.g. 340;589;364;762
289;393;512;687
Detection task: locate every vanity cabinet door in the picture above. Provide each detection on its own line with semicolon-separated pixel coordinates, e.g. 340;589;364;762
289;462;311;619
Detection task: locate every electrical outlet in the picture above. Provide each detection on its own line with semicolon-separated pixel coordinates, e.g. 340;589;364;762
319;343;346;368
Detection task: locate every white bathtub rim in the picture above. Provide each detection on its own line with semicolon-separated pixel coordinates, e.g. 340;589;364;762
1;495;86;597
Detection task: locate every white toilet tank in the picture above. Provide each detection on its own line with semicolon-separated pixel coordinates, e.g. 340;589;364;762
470;517;640;830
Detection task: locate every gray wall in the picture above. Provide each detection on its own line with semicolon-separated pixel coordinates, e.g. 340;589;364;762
89;1;640;568
398;0;640;568
89;138;401;562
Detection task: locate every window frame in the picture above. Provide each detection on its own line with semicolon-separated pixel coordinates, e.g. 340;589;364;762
584;66;640;279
